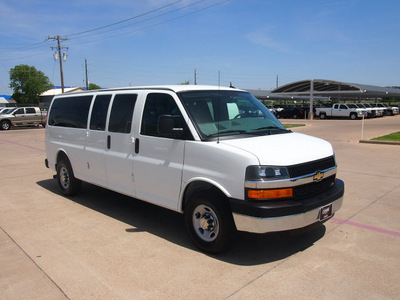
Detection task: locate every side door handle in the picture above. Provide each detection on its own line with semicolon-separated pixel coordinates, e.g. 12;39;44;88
134;138;139;154
107;135;111;149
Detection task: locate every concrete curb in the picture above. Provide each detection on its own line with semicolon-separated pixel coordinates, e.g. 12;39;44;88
359;139;400;145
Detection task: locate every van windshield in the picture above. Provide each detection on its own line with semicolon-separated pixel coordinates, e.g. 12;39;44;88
178;90;287;139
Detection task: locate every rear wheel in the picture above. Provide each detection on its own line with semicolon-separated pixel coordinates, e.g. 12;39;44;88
56;159;81;196
184;191;234;253
319;113;326;120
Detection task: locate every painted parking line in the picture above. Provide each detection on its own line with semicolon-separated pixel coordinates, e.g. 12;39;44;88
0;138;45;153
332;217;400;238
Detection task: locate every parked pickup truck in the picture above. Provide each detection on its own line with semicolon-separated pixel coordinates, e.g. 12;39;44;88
315;104;367;120
0;107;47;130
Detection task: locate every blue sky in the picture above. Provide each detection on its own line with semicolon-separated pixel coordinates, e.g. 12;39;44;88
1;0;399;94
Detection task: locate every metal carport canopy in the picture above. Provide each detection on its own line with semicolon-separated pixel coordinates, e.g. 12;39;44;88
271;79;400;99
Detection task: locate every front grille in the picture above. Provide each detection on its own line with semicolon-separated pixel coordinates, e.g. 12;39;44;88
293;175;336;199
287;156;336;178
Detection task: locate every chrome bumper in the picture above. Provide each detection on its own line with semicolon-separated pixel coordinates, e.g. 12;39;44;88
232;196;343;234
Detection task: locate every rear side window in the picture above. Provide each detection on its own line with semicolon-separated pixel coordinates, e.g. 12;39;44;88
90;95;112;131
108;94;137;133
48;96;93;128
26;108;36;114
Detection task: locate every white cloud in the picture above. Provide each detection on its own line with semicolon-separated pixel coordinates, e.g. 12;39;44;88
245;27;290;52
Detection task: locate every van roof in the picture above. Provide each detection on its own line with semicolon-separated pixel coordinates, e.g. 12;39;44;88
62;85;244;95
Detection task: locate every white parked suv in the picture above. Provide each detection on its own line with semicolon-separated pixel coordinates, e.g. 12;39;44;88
45;85;344;253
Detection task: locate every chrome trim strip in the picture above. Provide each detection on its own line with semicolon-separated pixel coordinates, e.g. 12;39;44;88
232;196;343;234
245;166;337;189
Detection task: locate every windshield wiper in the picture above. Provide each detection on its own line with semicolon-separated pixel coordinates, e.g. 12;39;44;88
207;130;247;137
256;126;291;132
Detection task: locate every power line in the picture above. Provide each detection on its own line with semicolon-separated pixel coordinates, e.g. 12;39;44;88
67;0;209;41
67;0;185;37
65;0;229;47
0;40;48;52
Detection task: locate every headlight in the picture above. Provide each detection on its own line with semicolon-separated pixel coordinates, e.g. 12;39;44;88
245;165;289;181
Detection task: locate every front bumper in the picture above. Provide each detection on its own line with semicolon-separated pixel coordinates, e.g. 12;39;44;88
230;179;344;233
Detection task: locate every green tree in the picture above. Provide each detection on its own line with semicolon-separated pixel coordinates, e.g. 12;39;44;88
88;83;101;90
179;80;190;85
9;64;53;105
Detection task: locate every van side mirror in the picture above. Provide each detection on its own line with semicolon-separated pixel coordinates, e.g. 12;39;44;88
158;115;183;137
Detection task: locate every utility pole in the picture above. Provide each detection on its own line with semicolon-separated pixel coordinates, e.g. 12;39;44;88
48;36;68;93
276;74;279;88
194;69;197;85
85;59;89;90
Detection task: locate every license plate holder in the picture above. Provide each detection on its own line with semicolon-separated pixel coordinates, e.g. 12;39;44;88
319;203;333;221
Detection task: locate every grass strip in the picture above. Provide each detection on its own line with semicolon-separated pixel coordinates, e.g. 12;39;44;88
372;132;400;141
283;124;306;129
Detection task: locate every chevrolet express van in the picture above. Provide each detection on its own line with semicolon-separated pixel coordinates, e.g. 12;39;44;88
45;85;344;253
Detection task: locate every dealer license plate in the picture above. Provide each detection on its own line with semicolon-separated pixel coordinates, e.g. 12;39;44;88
319;204;333;221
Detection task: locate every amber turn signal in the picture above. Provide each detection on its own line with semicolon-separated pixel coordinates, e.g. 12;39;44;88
248;188;293;200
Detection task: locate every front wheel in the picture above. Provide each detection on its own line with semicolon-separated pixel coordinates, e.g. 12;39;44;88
0;120;11;130
56;159;81;196
184;192;234;253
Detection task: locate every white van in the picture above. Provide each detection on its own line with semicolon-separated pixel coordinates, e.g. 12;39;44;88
45;85;344;253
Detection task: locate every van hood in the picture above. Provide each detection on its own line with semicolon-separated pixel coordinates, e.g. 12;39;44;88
220;132;334;166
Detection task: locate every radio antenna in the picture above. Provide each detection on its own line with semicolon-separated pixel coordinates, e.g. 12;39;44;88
217;71;220;144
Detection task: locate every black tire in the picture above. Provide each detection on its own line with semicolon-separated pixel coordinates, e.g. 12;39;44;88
350;113;357;120
184;191;235;253
0;120;11;130
320;113;326;120
56;159;81;196
276;114;281;119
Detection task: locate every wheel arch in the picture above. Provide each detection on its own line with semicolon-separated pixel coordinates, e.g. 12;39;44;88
55;149;70;169
181;179;231;212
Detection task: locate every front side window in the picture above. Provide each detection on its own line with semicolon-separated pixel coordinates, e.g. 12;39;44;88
14;108;24;114
141;93;188;138
108;94;137;133
178;90;286;140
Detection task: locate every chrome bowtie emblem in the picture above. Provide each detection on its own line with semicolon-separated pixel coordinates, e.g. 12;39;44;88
313;171;324;182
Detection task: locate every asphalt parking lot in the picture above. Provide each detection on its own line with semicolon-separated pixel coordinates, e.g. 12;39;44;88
1;116;399;299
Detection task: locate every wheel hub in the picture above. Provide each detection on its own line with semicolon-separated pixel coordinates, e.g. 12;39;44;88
192;204;220;242
60;167;70;189
199;213;215;231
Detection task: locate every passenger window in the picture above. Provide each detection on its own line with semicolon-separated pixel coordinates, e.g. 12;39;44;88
141;93;184;137
14;108;24;114
339;105;347;109
108;94;137;133
26;108;36;114
90;95;111;131
48;96;93;128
